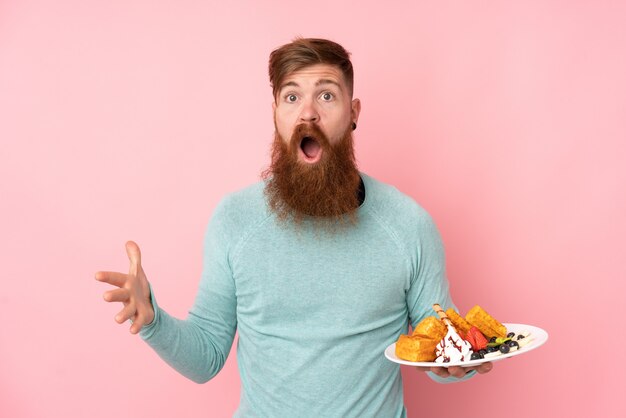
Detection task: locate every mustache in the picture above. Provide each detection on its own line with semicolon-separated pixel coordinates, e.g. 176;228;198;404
291;123;330;148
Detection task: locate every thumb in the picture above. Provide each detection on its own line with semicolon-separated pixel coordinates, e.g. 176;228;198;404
125;240;142;269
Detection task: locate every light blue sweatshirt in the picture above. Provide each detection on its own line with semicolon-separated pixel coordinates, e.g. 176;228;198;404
140;173;472;417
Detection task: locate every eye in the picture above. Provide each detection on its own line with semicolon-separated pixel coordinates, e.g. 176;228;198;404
320;92;334;101
285;94;298;103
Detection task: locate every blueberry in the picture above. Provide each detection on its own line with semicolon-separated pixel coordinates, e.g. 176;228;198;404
507;332;515;338
508;340;520;349
517;334;526;340
499;344;510;354
479;349;487;356
471;352;484;360
489;336;497;343
486;346;499;353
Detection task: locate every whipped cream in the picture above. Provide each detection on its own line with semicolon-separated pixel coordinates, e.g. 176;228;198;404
435;328;473;363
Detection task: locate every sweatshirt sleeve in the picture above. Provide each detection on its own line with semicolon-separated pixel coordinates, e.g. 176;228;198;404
140;198;238;383
405;208;455;329
404;206;476;384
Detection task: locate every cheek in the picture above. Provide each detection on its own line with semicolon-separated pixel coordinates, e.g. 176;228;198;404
326;107;351;132
326;119;349;144
276;123;292;143
275;111;296;138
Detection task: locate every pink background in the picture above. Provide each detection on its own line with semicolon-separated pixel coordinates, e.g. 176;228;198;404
1;1;625;417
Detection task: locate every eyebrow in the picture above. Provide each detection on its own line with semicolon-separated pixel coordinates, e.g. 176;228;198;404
279;78;341;93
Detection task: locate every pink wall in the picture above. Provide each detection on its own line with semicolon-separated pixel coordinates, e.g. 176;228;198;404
1;1;624;417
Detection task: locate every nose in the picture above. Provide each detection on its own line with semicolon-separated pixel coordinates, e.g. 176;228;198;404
298;98;319;124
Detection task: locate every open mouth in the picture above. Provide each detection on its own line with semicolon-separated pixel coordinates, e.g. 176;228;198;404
299;136;323;164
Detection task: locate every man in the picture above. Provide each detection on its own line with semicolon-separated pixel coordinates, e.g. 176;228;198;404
96;38;492;417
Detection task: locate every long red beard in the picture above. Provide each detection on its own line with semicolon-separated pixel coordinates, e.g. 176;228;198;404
262;123;361;229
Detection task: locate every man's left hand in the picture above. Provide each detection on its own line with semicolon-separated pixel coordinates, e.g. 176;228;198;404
416;361;493;378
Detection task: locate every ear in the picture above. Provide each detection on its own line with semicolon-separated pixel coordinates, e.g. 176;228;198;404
351;98;361;124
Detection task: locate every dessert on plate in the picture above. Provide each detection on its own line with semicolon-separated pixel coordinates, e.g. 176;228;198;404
395;316;446;362
432;304;472;363
394;304;535;364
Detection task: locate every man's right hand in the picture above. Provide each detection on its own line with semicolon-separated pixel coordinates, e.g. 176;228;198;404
96;241;155;334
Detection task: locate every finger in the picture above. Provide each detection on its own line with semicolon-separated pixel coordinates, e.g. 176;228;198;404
125;241;142;273
95;271;127;287
429;367;450;378
129;313;146;334
103;288;129;303
115;303;136;324
476;362;493;374
446;366;467;378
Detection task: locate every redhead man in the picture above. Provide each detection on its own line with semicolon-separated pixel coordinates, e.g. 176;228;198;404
96;38;492;418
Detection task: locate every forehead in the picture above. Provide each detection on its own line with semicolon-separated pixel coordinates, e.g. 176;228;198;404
280;64;347;90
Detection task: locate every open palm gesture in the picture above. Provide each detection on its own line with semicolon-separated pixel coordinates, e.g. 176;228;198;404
96;241;154;334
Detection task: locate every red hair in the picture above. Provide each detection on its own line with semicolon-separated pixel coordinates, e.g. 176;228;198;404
268;37;354;100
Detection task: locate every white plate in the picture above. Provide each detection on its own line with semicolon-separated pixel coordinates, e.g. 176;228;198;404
384;323;548;367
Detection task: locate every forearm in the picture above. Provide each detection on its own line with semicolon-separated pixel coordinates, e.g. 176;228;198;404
140;290;235;383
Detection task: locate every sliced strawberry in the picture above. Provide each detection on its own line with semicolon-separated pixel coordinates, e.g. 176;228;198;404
468;326;488;351
462;330;476;349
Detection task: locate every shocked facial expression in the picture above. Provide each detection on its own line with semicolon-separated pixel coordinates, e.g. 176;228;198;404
273;64;361;164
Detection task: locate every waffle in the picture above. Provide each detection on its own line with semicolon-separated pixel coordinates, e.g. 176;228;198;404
465;305;507;339
395;316;447;362
395;334;440;362
412;315;446;338
445;308;472;336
